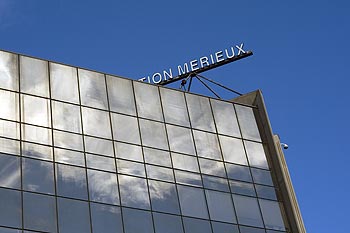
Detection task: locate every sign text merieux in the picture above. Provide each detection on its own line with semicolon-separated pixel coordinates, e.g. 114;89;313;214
139;43;247;84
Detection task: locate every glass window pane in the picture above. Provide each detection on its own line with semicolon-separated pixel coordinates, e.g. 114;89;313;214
23;192;57;233
134;81;163;121
53;130;83;151
23;158;54;194
193;130;221;160
119;175;150;209
177;185;209;219
88;169;119;205
85;136;114;157
57;197;91;233
149;180;180;214
172;153;199;173
259;199;286;231
20;56;49;97
87;154;115;172
146;165;174;182
0;138;20;155
0;51;18;91
235;105;261;142
54;148;85;167
251;168;274;186
91;203;123;233
219;135;247;165
183;217;212;233
144;147;171;167
117;159;145;177
115;142;143;162
232;195;264;227
225;163;252;182
167;125;195;155
199;158;226;177
239;226;266;233
106;75;136;115
0;153;20;189
50;63;79;104
21;94;51;127
210;99;241;137
111;113;140;144
56;164;88;200
202;175;229;192
0;90;19;121
79;69;108;109
255;185;277;200
230;180;256;196
175;170;202;187
0;119;19;139
160;88;189;127
206;190;236;223
212;222;239;233
0;188;21;228
123;208;154;233
22;124;51;145
153;212;183;233
186;93;215;132
0;227;21;233
22;142;53;161
52;101;81;133
140;119;168;150
244;141;269;169
82;107;111;139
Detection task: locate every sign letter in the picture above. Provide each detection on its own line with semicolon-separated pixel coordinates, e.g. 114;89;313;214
178;63;189;75
236;43;246;55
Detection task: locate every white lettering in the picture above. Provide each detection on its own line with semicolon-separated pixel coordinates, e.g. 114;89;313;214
152;73;162;84
236;43;246;55
178;63;189;75
210;54;215;64
142;43;249;84
200;56;210;67
190;59;199;71
163;68;173;80
225;47;235;59
215;51;224;62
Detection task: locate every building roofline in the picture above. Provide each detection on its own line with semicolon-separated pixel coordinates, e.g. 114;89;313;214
232;90;306;233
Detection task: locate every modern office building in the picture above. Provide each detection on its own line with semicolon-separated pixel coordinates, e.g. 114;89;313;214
0;50;305;233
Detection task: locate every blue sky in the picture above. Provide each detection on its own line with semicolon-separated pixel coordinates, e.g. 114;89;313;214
1;1;349;232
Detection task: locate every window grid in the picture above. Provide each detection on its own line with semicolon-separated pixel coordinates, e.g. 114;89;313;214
0;51;288;233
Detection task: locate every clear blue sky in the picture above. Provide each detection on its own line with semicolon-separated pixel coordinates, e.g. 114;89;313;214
1;1;349;232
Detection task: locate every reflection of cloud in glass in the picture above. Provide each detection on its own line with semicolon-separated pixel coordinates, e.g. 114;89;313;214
0;51;18;89
167;125;195;155
0;137;20;155
199;158;226;177
0;90;18;121
56;164;87;199
119;175;150;209
193;130;221;160
20;56;49;97
52;101;81;133
79;69;108;110
148;180;173;200
244;141;269;169
0;155;20;189
53;130;83;151
88;170;119;205
22;124;51;145
0;120;19;139
21;95;51;127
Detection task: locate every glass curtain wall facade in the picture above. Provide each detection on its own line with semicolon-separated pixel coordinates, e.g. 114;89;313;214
0;50;288;233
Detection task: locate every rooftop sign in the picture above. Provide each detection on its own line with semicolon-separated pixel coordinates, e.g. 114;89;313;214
138;43;252;85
